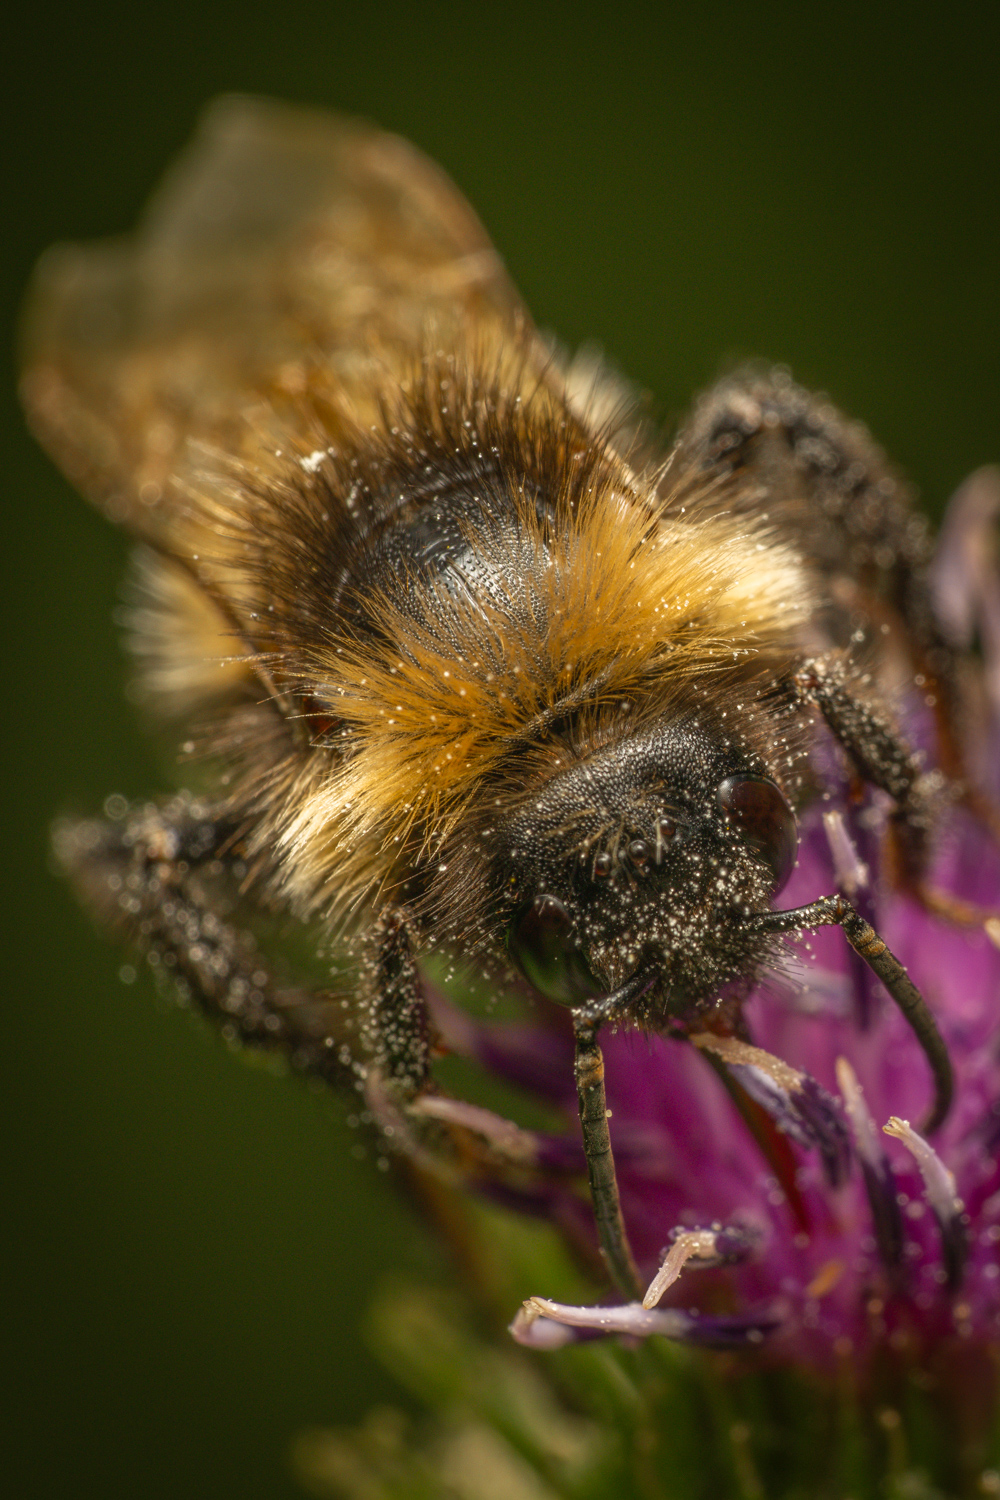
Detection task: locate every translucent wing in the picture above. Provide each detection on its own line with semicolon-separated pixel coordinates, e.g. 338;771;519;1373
20;95;541;541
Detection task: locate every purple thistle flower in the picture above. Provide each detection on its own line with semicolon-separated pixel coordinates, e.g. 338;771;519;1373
437;470;1000;1376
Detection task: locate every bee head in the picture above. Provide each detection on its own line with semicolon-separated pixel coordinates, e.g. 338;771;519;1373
495;717;798;1023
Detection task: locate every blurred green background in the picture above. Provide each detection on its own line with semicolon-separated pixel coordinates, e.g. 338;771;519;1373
5;3;998;1496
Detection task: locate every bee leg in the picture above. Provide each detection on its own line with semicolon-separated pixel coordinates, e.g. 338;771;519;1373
793;658;999;928
793;657;935;875
57;800;549;1188
366;908;432;1095
752;895;953;1132
52;796;357;1086
363;924;591;1198
682;372;951;656
570;1006;644;1300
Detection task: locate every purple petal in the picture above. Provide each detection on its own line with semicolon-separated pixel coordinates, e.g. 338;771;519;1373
425;986;575;1104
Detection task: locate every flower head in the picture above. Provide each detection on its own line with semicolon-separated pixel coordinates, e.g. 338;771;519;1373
429;470;1000;1380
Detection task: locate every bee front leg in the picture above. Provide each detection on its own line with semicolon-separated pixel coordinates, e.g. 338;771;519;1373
571;1007;643;1301
362;921;573;1186
754;894;953;1132
365;908;432;1095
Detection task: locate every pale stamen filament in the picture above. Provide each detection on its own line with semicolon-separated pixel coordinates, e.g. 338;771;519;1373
643;1230;722;1308
822;810;870;896
883;1116;962;1220
836;1056;881;1165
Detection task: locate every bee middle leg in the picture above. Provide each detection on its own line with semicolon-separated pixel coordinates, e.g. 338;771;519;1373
792;657;997;929
793;658;935;878
53;795;360;1086
57;800;543;1186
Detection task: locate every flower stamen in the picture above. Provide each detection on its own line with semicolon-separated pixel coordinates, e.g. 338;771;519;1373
823;811;870;896
643;1230;726;1308
510;1296;777;1349
883;1116;968;1289
836;1058;905;1272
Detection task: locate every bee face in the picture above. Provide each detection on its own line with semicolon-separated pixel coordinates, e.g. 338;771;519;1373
498;717;799;1018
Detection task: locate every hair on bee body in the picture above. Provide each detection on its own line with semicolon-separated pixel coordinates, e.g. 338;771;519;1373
24;96;990;1305
221;352;809;915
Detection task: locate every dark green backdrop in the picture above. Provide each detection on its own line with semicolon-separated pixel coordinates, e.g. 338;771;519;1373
6;4;998;1496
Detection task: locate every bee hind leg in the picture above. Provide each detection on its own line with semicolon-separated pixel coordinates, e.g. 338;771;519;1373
681;371;951;668
681;368;982;781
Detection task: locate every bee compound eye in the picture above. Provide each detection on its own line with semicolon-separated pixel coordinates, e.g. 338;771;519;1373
717;775;798;894
506;893;602;1007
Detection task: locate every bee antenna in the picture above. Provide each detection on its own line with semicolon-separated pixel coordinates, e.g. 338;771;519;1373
749;895;953;1133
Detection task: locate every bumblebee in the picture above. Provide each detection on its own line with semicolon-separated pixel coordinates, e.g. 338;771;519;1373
22;97;978;1299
